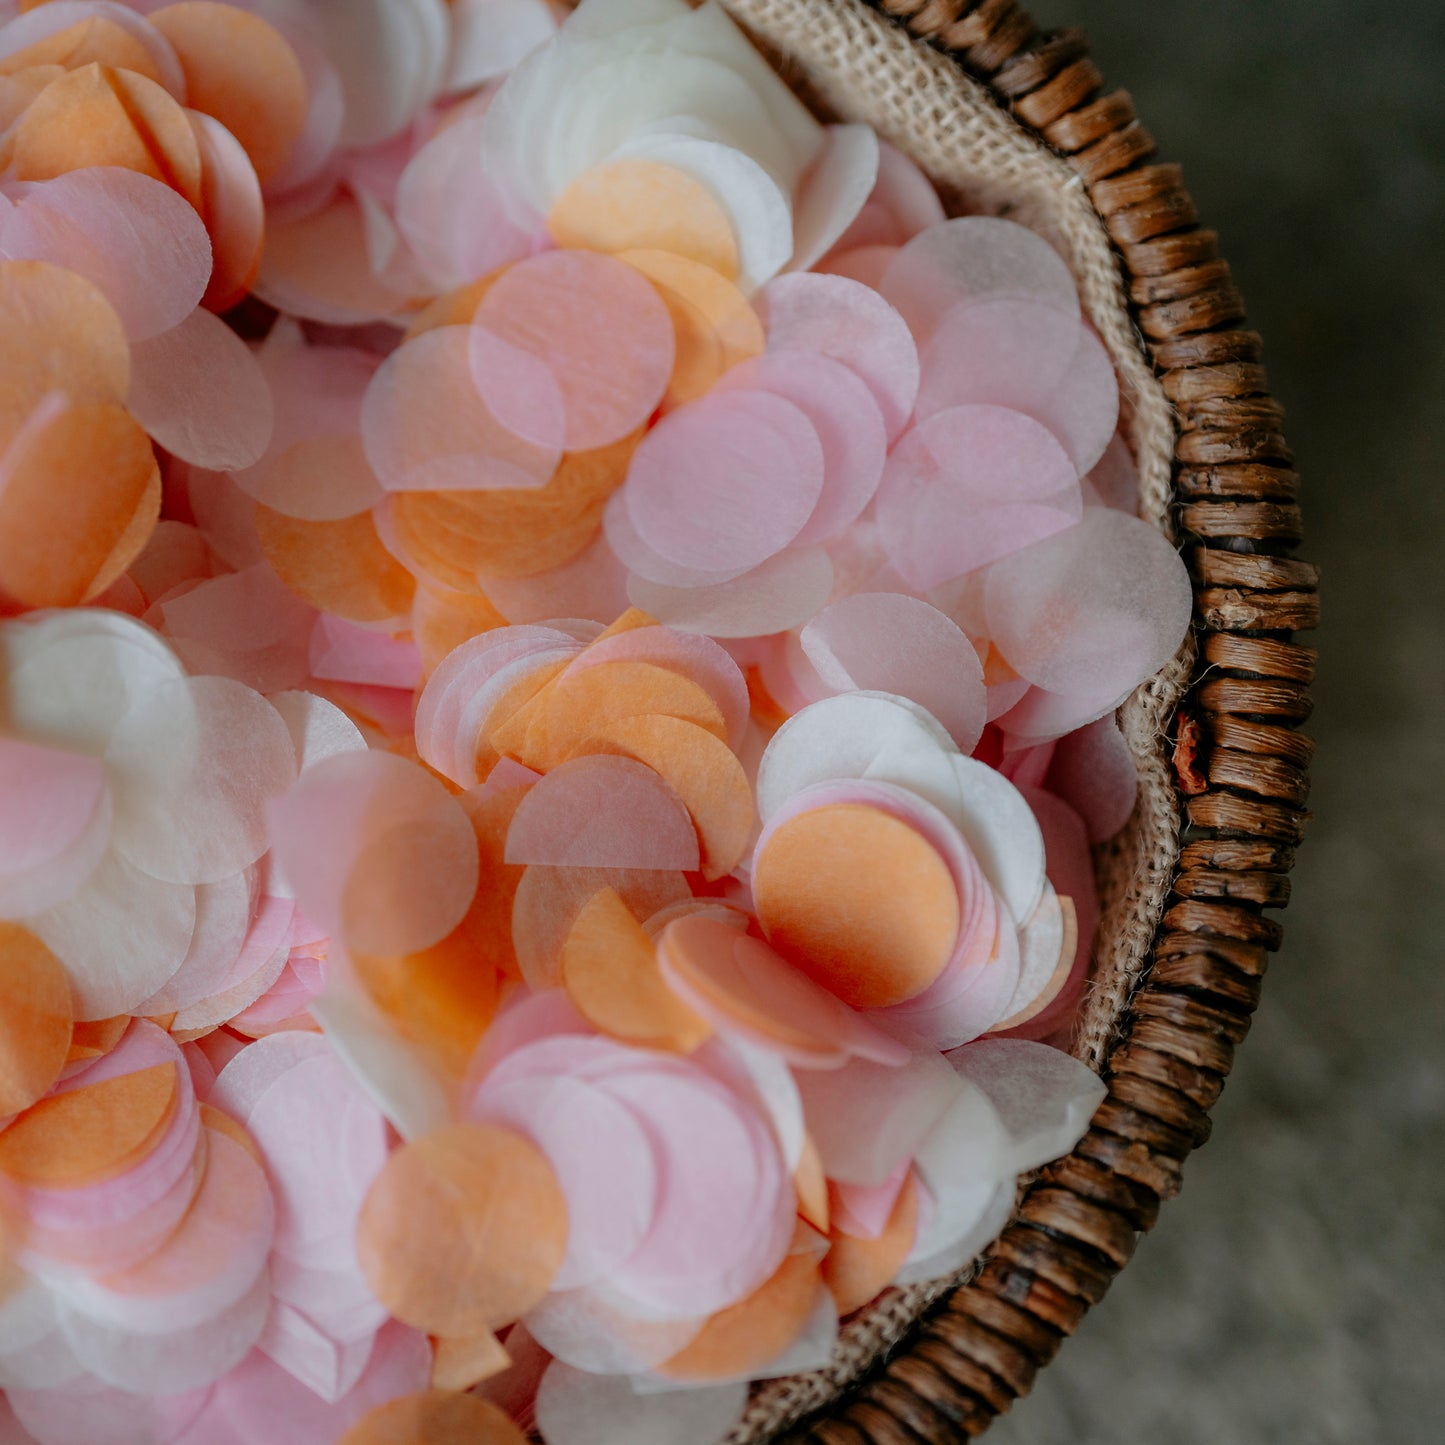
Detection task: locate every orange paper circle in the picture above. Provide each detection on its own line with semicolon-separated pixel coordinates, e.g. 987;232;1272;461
0;19;166;87
0;259;130;431
65;1015;131;1066
429;1331;511;1393
0;400;159;608
455;775;529;982
618;249;763;407
339;1390;527;1445
391;428;638;583
150;2;307;184
12;62;203;207
752;804;960;1009
660;1240;823;1381
822;1174;920;1316
549;158;740;280
560;887;711;1054
256;505;416;623
490;660;725;773
357;1123;568;1337
0;1061;177;1189
580;713;754;880
657;917;849;1066
0;923;74;1117
351;926;501;1081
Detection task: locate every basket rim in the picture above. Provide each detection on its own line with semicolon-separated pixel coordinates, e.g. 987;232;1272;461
789;2;1317;1440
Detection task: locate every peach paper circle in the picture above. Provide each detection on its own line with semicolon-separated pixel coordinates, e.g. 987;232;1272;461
752;803;960;1009
357;1122;568;1338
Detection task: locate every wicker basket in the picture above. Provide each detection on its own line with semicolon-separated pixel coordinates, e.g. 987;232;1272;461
699;0;1319;1439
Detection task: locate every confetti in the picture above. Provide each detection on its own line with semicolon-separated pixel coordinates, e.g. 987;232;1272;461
0;0;1187;1436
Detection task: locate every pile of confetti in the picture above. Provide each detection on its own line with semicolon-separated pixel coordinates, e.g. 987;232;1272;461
0;0;1193;1440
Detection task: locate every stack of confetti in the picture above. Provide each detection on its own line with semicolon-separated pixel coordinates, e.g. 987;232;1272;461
0;0;1194;1440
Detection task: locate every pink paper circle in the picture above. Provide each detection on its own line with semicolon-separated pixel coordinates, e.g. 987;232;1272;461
125;309;275;472
472;249;675;451
876;404;1081;589
2;168;212;342
56;1129;274;1335
504;754;700;872
983;507;1192;701
603;488;752;590
758;271;919;440
915;296;1080;422
0;737;106;876
475;1073;659;1292
362;326;561;493
800;592;987;753
715;352;886;545
602;1066;790;1318
624;389;824;574
1031;324;1120;477
1083;431;1140;515
881;215;1079;343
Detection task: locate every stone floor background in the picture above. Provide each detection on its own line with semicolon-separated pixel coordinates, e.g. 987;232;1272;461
977;3;1445;1441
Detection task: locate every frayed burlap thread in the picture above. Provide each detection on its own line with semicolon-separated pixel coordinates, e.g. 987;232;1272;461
710;0;1188;1437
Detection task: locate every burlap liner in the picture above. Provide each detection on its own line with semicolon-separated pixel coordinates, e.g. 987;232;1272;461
701;0;1194;1437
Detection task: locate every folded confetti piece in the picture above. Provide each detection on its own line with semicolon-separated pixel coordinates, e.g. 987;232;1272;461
0;0;1193;1435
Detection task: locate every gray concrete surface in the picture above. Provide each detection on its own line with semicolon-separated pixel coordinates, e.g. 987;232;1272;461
983;3;1445;1441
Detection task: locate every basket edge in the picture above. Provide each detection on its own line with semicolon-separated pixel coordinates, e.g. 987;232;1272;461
788;3;1318;1441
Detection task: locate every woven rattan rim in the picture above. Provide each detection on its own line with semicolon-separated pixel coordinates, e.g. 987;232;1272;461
743;2;1317;1440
